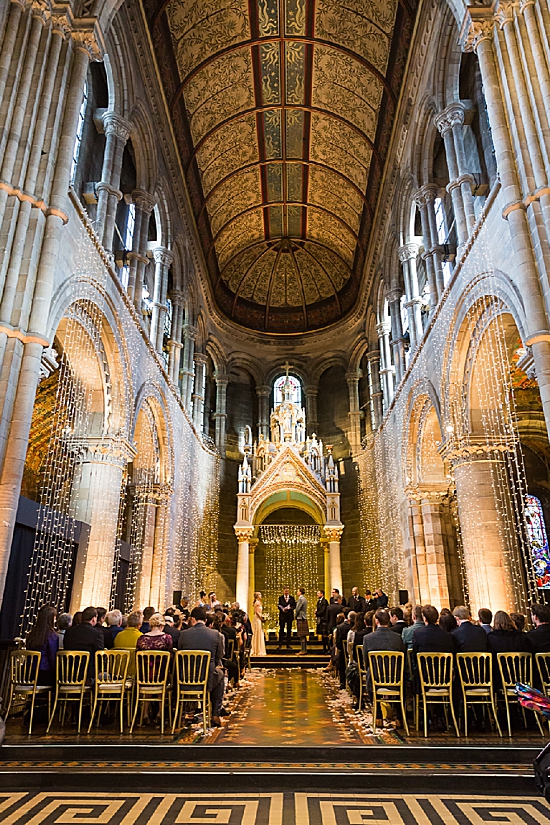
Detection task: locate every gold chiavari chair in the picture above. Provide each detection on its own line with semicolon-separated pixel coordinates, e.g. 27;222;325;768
369;650;409;735
47;651;90;734
171;650;211;734
416;652;459;738
356;646;367;711
3;650;51;735
497;651;543;737
88;650;130;734
457;652;501;737
130;650;171;735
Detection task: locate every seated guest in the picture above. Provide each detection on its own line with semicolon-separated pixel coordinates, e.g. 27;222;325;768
178;606;227;727
348;612;368;660
439;609;457;633
479;608;493;634
375;589;389;609
136;612;173;652
336;611;354;688
402;605;423;650
72;611;83;626
96;607;107;628
390;607;406;635
103;610;123;648
63;606;105;676
528;603;550;652
56;613;72;649
163;615;180;644
364;609;405;657
140;606;156;634
412;605;456;654
26;605;59;685
327;597;342;634
114;611;143;676
488;611;531;654
452;605;488;652
511;612;526;632
364;609;375;634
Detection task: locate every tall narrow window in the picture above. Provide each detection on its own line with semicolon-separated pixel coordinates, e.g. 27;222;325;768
70;82;88;183
274;374;301;406
120;203;135;290
434;197;453;286
526;494;550;589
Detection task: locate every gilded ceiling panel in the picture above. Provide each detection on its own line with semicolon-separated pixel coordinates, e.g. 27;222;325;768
312;47;382;139
208;168;262;238
315;0;396;73
167;0;249;82
184;49;254;145
150;0;417;331
309;113;371;191
196;114;257;195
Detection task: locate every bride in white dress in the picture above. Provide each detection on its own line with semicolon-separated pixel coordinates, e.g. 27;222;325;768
251;591;266;656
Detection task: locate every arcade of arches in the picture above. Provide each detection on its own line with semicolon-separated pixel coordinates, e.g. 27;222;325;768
3;0;550;640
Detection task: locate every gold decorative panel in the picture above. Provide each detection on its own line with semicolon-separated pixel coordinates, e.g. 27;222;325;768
151;0;417;331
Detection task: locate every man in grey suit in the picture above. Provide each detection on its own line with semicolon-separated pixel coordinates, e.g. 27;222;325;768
178;606;226;726
364;609;405;726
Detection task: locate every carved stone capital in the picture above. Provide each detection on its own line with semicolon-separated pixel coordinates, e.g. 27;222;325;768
388;288;403;304
132;188;156;213
434;102;465;135
170;288;186;307
324;525;344;542
215;373;229;387
460;8;495;53
193;352;208;366
182;323;197;339
234;526;254;541
103;111;132;142
256;384;271;398
414;183;439;209
152;247;174;267
31;0;51;24
376;321;391;337
95;181;122;200
495;0;516;28
398;242;419;263
71;20;104;61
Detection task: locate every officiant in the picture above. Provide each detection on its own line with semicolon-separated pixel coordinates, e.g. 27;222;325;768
277;586;296;649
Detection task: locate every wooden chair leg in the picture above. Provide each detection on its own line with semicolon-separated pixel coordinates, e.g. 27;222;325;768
46;691;58;733
491;696;502;738
400;693;409;736
423;696;428;738
449;696;460;737
28;693;36;735
130;693;140;733
88;696;98;734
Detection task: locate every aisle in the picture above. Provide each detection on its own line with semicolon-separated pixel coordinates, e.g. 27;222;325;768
216;668;364;745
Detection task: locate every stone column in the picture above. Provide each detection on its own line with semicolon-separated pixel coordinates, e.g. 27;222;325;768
0;22;103;610
305;385;319;435
420;491;451;608
398;243;423;350
70;436;134;610
148;485;172;611
213;373;229;457
377;321;394;410
167;290;184;386
346;371;362;455
248;538;258;611
520;0;550;161
127;189;155;309
387;288;406;382
192;352;208;433
234;526;253;615
407;491;429;605
435;104;473;247
452;451;517;615
0;1;26;114
415;184;441;308
325;526;343;595
149;248;173;353
366;350;383;430
134;491;158;611
180;323;196;410
462;9;550;441
256;385;271;439
95;111;131;249
322;538;330;594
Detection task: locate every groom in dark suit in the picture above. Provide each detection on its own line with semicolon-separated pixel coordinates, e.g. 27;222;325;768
277;586;296;649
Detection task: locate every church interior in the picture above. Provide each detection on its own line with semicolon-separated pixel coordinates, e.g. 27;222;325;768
2;0;550;818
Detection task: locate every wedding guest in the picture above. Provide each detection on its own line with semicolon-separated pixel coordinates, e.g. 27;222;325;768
479;608;493;634
136;612;173;652
402;605;423;650
295;587;309;655
63;606;105;677
315;589;329;653
390;607;406;635
510;612;526;632
439;610;457;633
452;605;487;652
277;586;296;649
140;606;156;634
528;603;550;652
56;613;72;649
103;609;123;648
26;605;59;685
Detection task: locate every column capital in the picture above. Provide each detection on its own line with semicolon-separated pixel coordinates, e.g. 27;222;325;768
387;288;403;304
434;102;465;135
132;188;156;214
234;526;254;541
495;0;516;28
193;352;208;366
398;242;419;263
366;349;381;362
414;183;439;208
182;323;197;339
215;373;229;386
376;321;391;336
345;371;360;385
68;434;137;467
460;7;495;53
152;246;174;267
102;111;132;142
70;19;105;61
324;525;344;542
256;384;271;397
305;385;319;396
170;289;186;307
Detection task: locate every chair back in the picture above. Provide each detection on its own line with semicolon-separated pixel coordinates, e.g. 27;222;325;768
368;651;404;688
10;650;41;687
356;645;365;673
95;650;129;685
175;650;211;688
135;650;170;686
226;639;235;660
417;652;453;689
536;652;550;692
497;651;532;688
56;651;89;685
457;652;492;688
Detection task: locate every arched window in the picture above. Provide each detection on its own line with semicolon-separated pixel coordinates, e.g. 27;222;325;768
273;374;301;406
526;494;550;589
119;202;135;289
434;197;453;286
70;82;88;183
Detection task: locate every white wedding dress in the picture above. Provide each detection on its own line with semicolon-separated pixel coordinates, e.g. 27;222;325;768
251;600;266;656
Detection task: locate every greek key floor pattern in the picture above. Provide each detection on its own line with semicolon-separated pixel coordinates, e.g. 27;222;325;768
1;792;550;825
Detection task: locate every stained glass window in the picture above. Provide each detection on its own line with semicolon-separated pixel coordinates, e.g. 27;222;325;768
274;374;301;406
526;494;550;589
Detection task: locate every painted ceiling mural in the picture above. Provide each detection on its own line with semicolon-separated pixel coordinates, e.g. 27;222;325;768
146;0;418;332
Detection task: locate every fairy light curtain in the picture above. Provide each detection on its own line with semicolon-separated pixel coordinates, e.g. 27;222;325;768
259;524;320;626
526;495;550;589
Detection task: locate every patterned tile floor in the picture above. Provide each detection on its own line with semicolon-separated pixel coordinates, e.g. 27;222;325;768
1;792;550;825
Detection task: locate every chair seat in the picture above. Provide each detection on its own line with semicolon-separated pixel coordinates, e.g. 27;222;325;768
98;682;125;691
14;684;50;693
376;688;400;696
58;685;89;694
425;688;450;696
139;686;166;694
464;687;492;695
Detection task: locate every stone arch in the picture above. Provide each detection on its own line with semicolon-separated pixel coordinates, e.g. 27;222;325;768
128;100;158;192
227;353;264;387
132;382;174;487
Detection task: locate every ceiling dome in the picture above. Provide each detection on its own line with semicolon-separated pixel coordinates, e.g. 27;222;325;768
146;0;418;332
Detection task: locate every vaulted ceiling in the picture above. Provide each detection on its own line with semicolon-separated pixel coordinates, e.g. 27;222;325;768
146;0;417;333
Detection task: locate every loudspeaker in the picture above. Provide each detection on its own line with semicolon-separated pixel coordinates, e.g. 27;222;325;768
172;590;182;606
399;590;409;605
